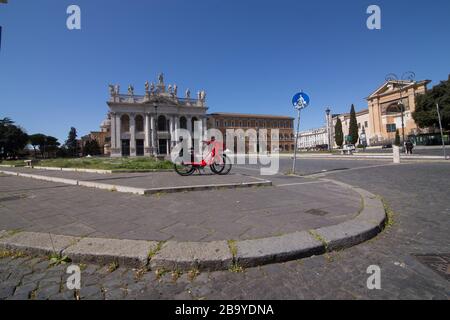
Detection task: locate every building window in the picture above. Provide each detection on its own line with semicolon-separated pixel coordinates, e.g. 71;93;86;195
386;123;397;133
180;116;187;129
135;115;144;132
364;121;368;128
358;123;361;129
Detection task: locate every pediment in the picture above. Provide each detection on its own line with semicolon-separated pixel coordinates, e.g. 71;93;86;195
367;81;414;99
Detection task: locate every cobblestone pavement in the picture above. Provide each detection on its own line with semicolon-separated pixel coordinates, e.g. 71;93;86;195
0;162;449;300
0;173;359;241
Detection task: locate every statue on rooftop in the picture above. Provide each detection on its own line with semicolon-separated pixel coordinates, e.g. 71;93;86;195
173;84;178;97
109;84;115;96
185;89;191;99
168;84;172;94
128;85;134;96
200;90;207;102
158;73;164;84
145;81;150;93
150;82;155;94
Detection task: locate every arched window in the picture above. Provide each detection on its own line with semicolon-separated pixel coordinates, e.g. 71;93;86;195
157;115;167;131
135;115;144;132
120;114;130;132
386;103;402;114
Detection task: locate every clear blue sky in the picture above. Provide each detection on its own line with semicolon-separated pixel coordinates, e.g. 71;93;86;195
1;0;449;142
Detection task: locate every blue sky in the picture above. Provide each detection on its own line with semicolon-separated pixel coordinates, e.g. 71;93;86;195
1;0;449;142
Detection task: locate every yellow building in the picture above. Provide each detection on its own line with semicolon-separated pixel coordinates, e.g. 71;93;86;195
331;79;430;147
366;79;430;145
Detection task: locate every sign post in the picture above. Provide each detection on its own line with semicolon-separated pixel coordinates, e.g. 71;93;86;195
436;103;447;160
291;92;310;174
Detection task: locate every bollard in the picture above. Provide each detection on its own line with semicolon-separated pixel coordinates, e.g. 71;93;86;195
393;145;401;164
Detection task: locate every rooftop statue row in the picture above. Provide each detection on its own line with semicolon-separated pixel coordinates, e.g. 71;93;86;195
108;73;206;102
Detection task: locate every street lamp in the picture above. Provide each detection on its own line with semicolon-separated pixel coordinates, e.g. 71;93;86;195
385;72;415;150
325;107;331;151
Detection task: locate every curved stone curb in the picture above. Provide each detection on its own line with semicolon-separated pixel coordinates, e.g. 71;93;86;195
0;232;80;256
62;238;158;268
150;241;233;271
235;231;325;268
0;169;272;196
0;179;386;271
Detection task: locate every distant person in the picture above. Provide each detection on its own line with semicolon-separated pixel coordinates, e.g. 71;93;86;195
405;140;414;155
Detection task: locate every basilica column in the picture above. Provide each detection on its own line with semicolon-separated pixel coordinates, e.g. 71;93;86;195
129;114;136;157
116;114;122;157
150;115;156;156
110;112;117;152
144;113;151;156
202;117;207;140
174;116;179;146
187;116;192;135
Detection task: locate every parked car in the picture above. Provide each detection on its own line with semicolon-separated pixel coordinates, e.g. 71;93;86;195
382;144;393;149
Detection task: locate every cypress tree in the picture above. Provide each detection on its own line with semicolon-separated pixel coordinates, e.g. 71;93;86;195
348;104;359;145
335;118;344;147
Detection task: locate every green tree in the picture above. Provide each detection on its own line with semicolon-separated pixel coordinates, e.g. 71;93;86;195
65;127;78;157
29;134;60;158
0;118;29;159
413;75;450;130
335;118;344;147
394;129;401;146
83;139;102;156
348;104;359;145
29;134;47;157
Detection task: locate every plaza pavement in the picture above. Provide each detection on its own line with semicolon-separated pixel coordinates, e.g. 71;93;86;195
0;160;448;299
0;167;271;195
0;171;361;242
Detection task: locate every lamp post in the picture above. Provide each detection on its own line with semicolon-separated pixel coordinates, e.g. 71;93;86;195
436;103;448;160
386;72;415;151
325;107;331;151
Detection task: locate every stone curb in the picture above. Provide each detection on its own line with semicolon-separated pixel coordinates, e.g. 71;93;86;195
143;180;272;195
234;231;325;268
78;180;146;195
62;238;158;268
33;166;173;174
150;241;233;271
0;178;386;271
0;169;271;196
0;232;80;257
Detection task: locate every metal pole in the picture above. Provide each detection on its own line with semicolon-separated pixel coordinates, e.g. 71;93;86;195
399;87;406;152
436;103;447;160
292;109;301;174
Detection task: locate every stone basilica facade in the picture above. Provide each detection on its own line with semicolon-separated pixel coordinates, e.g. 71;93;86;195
102;74;208;157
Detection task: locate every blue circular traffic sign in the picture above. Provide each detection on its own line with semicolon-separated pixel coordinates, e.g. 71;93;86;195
292;92;310;109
